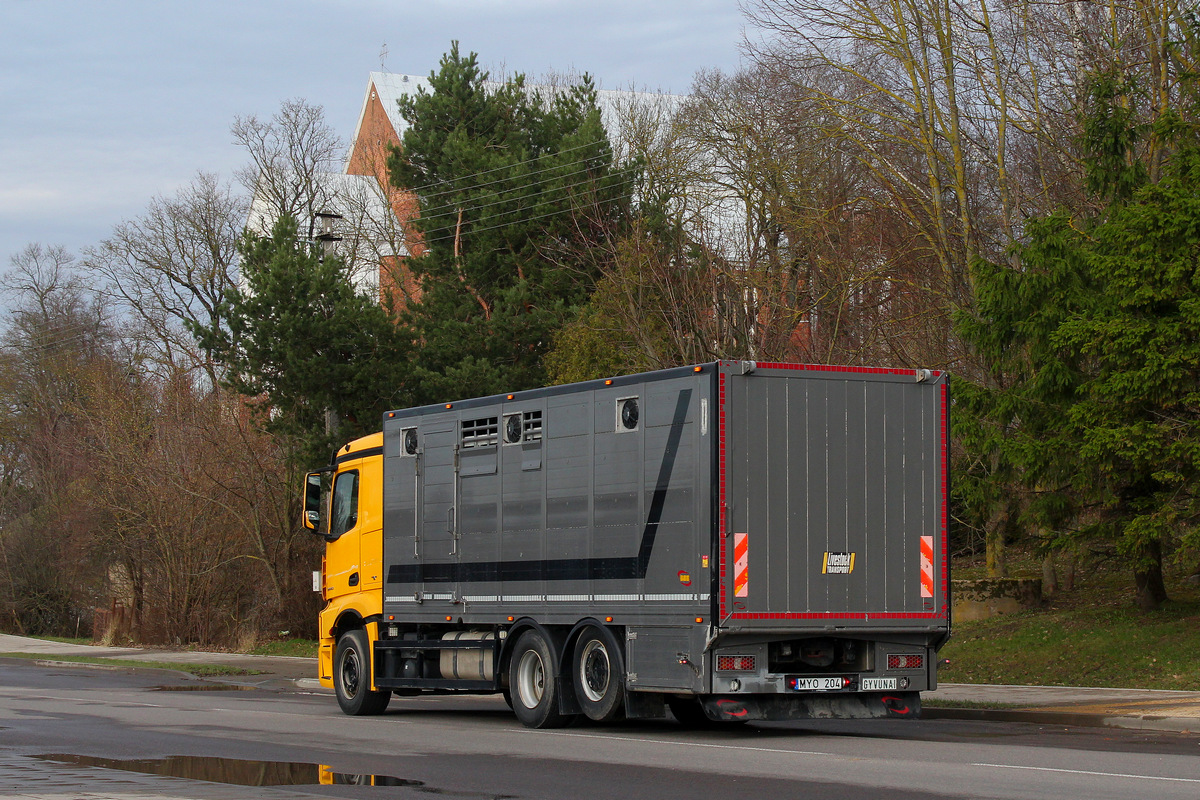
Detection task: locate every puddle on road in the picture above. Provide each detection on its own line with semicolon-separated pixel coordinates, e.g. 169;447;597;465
33;754;418;788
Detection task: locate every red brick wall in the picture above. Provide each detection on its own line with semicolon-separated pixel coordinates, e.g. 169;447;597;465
347;82;425;308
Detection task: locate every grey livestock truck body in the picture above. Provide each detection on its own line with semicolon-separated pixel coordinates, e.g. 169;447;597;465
328;361;950;726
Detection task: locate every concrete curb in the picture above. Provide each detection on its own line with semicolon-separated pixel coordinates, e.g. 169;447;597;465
924;706;1198;733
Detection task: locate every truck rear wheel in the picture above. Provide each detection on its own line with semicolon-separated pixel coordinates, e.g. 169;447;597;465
335;629;391;716
573;626;625;722
509;630;572;728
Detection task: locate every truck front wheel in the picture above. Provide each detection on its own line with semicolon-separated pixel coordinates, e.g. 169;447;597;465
334;629;391;716
509;630;573;728
573;626;625;722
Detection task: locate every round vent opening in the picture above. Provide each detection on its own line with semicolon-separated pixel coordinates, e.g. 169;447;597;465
620;398;639;430
505;415;522;444
403;428;418;455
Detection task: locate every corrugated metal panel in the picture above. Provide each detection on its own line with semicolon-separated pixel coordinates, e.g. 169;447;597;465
719;362;948;629
382;369;714;625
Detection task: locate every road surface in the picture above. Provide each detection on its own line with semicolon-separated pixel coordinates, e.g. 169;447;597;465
1;659;1198;799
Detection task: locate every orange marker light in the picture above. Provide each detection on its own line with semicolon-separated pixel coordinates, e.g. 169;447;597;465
693;366;703;372
605;616;614;623
507;616;515;622
445;616;453;621
507;394;514;400
695;617;704;624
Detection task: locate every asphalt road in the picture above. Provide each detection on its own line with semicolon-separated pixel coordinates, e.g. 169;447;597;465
2;660;1199;800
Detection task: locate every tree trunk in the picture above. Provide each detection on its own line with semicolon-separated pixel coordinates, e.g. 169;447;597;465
985;501;1009;578
1133;539;1169;611
1041;554;1058;596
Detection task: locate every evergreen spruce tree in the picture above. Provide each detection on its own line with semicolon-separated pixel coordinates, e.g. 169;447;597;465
387;43;629;404
957;71;1200;609
193;215;409;464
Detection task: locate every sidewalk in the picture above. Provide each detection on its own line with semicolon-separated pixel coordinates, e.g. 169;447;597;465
925;682;1200;733
2;634;1198;733
0;633;321;692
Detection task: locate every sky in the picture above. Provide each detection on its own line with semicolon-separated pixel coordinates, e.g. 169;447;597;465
0;0;750;274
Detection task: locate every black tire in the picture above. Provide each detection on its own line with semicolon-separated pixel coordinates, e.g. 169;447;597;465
508;630;573;728
334;629;391;716
573;626;625;722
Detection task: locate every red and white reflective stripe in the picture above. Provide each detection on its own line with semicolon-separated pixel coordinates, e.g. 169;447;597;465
919;535;935;598
733;532;749;597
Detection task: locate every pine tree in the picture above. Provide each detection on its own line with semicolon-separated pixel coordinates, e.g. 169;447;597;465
387;43;630;403
193;215;409;463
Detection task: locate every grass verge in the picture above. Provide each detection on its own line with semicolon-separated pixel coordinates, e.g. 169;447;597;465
942;550;1200;690
247;638;318;658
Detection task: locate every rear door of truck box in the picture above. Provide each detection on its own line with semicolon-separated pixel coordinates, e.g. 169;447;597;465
716;362;949;633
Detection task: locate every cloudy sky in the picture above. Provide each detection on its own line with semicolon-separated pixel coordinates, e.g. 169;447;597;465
0;0;751;272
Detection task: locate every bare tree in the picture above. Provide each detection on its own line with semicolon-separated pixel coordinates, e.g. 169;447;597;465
84;173;246;383
0;245;115;635
233;98;346;241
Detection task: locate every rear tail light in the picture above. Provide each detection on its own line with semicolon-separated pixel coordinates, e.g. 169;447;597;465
887;654;924;670
717;655;756;672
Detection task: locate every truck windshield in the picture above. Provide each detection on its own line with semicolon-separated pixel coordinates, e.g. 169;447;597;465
329;470;359;538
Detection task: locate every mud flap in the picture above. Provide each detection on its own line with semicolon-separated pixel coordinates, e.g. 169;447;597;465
700;691;920;722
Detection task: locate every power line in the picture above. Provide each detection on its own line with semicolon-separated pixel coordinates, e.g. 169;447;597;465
396;137;614;202
408;172;631;245
414;188;636;249
410;158;624;223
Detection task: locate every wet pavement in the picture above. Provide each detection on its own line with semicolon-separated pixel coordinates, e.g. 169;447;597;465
3;633;1200;799
3;632;1199;734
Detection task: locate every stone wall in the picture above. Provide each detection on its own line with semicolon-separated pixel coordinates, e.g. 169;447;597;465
952;578;1042;621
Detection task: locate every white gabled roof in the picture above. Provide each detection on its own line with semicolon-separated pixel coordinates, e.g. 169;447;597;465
353;70;685;150
245;171;407;296
352;72;433;146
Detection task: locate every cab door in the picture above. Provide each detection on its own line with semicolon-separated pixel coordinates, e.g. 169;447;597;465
357;454;384;592
324;459;363;598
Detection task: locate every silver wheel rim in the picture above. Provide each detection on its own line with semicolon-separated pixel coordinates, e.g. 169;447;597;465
579;639;610;703
341;648;360;699
516;648;545;709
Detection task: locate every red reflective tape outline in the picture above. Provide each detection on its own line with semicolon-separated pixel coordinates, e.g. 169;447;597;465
718;371;728;617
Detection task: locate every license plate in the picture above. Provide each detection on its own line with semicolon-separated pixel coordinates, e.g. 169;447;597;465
861;678;898;691
790;677;845;691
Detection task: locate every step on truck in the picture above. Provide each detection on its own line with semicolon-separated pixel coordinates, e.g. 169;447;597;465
303;361;951;727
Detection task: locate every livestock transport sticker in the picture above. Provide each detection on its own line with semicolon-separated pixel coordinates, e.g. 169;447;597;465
733;532;748;597
822;552;856;574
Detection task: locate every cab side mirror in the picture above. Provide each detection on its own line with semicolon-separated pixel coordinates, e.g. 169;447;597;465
302;472;323;533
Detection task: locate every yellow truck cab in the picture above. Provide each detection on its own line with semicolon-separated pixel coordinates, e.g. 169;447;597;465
303;432;389;713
